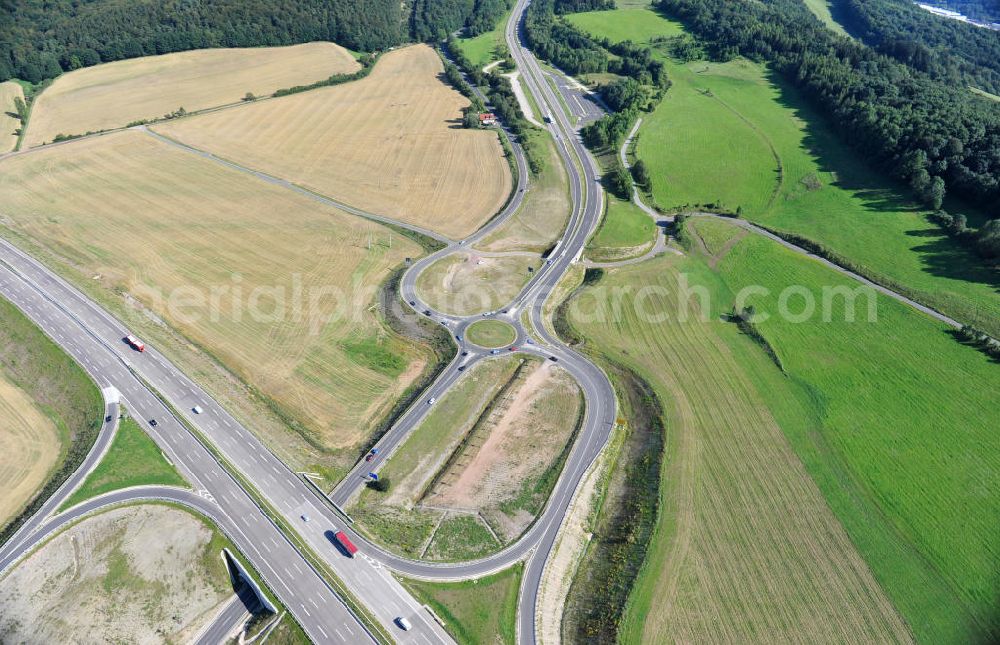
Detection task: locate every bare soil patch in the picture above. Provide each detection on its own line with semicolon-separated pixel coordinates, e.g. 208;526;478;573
424;360;581;540
0;505;232;644
416;252;537;316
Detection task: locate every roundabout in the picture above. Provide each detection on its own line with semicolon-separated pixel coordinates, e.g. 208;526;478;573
465;319;518;349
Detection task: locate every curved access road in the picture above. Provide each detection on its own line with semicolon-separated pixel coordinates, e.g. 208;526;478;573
328;2;617;644
0;245;409;644
0;396;119;563
0;2;614;642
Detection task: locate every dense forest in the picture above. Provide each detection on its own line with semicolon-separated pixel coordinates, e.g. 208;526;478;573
0;0;403;83
0;0;513;84
410;0;512;42
552;0;614;12
655;0;1000;262
835;0;1000;94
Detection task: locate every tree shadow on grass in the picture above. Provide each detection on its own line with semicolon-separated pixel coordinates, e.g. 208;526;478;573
763;66;1000;295
906;231;1000;295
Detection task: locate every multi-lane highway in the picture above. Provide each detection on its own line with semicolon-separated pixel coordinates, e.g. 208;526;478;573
0;235;455;643
0;1;618;643
332;2;617;643
0;246;384;643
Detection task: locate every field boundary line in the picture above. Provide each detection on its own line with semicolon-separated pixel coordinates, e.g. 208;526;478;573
140;126;454;245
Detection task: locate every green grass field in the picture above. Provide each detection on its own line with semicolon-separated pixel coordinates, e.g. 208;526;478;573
569;5;682;42
465;320;517;348
802;0;850;36
453;11;511;69
700;219;1000;642
569;215;999;642
62;417;187;509
403;564;521;645
566;8;1000;337
970;86;1000;102
587;196;657;260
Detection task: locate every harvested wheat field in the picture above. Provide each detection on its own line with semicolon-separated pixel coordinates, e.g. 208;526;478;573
0;505;233;643
24;42;359;148
156;45;511;238
0;81;23;152
0;372;61;527
0;130;425;451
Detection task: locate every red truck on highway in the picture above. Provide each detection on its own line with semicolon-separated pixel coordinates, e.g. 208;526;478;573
125;335;146;352
334;530;358;557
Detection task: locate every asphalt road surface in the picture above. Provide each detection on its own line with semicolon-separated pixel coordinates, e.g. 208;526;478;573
0;243;439;644
0;1;616;643
0;0;966;643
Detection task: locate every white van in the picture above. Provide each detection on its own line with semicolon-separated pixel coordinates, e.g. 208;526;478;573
395;617;412;631
192;405;203;414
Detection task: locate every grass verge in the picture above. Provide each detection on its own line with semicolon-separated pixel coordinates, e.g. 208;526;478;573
0;294;103;545
60;416;187;510
559;360;664;643
586;196;656;261
401;563;522;645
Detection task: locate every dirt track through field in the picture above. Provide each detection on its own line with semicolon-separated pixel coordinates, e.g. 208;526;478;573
156;45;511;238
